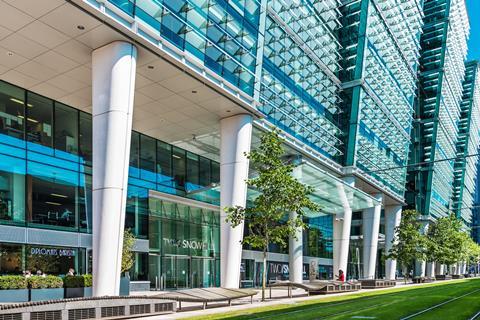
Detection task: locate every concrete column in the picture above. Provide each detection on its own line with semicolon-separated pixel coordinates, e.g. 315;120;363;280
426;262;435;278
362;193;383;279
415;260;426;277
333;177;355;279
220;114;253;288
435;263;444;275
384;205;401;280
289;166;303;283
92;41;137;296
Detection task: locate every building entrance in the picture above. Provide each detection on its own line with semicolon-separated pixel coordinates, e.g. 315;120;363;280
148;194;220;290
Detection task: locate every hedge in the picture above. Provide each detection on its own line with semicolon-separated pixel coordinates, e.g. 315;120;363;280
28;275;64;289
63;275;92;288
0;275;28;290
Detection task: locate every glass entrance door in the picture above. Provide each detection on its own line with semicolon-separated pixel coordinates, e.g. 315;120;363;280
191;257;215;288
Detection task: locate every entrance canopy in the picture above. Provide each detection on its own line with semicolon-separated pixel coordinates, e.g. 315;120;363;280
187;161;380;216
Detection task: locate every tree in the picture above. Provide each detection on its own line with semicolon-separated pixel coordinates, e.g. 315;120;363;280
386;209;426;282
225;130;320;301
121;229;136;274
426;215;465;270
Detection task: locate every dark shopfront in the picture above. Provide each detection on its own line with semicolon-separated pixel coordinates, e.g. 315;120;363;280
148;195;220;290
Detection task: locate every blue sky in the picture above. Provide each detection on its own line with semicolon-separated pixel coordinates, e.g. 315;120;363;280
467;0;480;60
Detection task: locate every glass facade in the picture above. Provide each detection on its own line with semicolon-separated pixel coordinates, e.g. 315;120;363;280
406;0;470;219
0;80;220;236
148;198;220;289
452;62;480;225
109;0;261;95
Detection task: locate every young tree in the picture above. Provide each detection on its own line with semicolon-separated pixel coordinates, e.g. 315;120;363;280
121;229;136;275
225;130;320;301
386;209;426;282
426;215;465;271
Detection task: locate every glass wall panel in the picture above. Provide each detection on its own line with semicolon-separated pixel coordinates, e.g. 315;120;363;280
26;92;53;149
79;174;92;233
0;82;25;141
140;134;156;182
27;169;78;230
54;103;78;155
199;157;211;187
186;152;199;192
157;141;172;186
0;154;25;224
0;243;23;274
79;112;92;167
125;185;149;238
129;131;140;177
211;161;220;184
172;146;186;191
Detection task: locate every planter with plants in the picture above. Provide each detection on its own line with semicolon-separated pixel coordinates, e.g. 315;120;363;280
0;275;29;302
84;274;92;297
64;275;88;298
120;229;136;296
28;275;64;301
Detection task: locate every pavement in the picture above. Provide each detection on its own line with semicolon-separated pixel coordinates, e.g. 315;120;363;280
133;279;459;319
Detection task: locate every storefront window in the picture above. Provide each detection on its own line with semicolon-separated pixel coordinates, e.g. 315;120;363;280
26;245;77;275
0;243;23;274
0;82;25;141
0;154;25;224
54;103;78;156
26;92;53;150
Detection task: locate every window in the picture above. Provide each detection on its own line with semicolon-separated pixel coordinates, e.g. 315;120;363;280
172;146;186;190
79;174;92;233
211;161;220;184
26;92;53;149
0;243;22;274
0;82;25;141
157;141;172;186
26;245;77;275
0;153;25;224
27;168;78;230
186;152;199;191
54;103;78;155
79;112;92;167
140;134;155;181
130;131;140;177
199;157;211;187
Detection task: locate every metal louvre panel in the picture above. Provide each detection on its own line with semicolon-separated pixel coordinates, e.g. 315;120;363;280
0;225;26;243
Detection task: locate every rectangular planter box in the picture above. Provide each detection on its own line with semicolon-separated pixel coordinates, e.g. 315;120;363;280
65;287;85;298
120;277;130;296
30;288;64;301
84;287;92;297
0;289;29;302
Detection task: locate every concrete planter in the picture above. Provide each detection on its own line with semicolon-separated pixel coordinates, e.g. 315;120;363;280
64;287;85;298
30;288;64;301
0;289;29;302
120;277;130;296
84;287;92;297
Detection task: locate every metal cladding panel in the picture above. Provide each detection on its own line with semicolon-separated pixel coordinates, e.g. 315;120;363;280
0;225;27;243
27;228;80;247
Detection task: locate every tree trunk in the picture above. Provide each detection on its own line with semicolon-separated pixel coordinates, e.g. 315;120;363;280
402;264;407;284
262;249;267;302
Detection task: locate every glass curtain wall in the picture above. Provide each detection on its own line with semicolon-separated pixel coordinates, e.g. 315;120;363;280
0;80;220;236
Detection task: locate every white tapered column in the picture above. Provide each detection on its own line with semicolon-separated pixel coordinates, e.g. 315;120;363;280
362;193;383;279
289;166;303;283
333;177;355;279
426;262;435;278
92;41;137;296
384;205;402;280
435;263;444;275
220;114;252;288
415;260;426;277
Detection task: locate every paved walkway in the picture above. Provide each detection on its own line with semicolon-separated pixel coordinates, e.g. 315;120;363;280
134;279;461;319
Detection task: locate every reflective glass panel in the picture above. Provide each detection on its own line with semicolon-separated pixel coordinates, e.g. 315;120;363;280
54;103;78;155
0;82;24;141
26;92;53;149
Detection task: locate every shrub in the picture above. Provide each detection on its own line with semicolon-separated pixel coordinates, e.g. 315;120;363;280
83;274;93;287
63;275;86;288
28;276;63;289
0;275;28;290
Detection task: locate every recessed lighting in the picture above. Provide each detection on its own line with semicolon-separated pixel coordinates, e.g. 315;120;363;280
77;25;85;30
7;51;13;56
51;193;68;198
191;90;197;94
226;110;231;113
45;201;62;206
10;98;24;105
147;65;154;69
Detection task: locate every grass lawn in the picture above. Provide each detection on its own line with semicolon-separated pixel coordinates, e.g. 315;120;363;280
187;278;480;320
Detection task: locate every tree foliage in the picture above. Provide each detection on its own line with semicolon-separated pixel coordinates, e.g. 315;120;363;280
386;209;426;274
225;129;320;300
121;229;136;274
426;215;467;266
